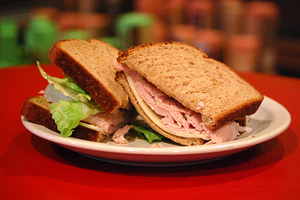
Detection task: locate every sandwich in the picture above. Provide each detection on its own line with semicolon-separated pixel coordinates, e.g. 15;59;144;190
21;39;137;143
114;41;264;146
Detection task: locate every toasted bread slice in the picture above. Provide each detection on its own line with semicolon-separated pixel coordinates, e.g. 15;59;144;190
117;41;264;130
21;96;107;142
49;39;129;113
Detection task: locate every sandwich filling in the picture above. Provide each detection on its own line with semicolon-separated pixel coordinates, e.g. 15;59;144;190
114;61;251;144
38;62;131;138
44;79;131;137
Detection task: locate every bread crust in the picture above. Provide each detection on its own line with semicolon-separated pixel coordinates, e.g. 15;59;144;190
21;96;107;142
116;72;205;146
117;41;264;130
49;39;129;113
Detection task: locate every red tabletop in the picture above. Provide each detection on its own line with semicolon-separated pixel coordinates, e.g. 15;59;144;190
1;64;299;200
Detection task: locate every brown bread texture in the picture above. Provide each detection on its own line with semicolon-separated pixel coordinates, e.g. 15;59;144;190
49;39;129;113
117;41;264;130
116;72;205;146
21;96;107;142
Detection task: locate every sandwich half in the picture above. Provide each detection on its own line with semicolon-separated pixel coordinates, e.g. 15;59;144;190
114;41;264;146
21;39;137;142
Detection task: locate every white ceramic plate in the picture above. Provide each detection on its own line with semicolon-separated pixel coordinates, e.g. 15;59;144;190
22;96;291;166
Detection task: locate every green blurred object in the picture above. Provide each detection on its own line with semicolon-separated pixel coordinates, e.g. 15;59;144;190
115;12;156;51
24;15;58;63
100;36;121;49
0;18;25;68
62;29;91;41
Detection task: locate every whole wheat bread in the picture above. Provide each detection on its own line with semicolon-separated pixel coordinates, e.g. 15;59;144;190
49;39;129;113
21;96;107;142
117;41;264;130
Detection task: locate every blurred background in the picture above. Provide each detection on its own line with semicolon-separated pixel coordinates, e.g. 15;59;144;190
0;0;299;78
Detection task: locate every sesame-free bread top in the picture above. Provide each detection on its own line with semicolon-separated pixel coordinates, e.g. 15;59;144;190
49;39;129;113
117;41;264;130
21;96;107;142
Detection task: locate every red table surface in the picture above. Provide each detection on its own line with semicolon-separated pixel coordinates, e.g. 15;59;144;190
0;64;299;200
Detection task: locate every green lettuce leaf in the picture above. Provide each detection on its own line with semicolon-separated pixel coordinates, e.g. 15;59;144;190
37;61;104;137
49;100;101;137
133;125;163;143
37;61;92;103
64;75;87;94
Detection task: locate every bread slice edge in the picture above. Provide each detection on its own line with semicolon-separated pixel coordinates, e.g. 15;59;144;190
49;39;130;113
